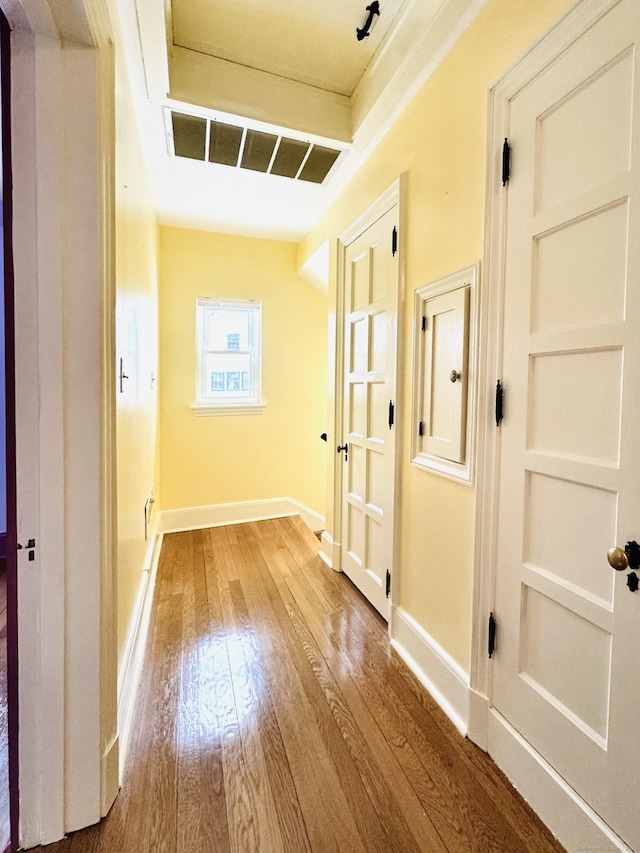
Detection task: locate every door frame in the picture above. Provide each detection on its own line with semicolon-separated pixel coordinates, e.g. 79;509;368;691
2;0;118;845
331;176;406;618
1;9;18;849
470;1;637;850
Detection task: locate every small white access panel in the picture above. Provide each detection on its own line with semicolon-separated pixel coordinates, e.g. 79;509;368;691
412;265;477;482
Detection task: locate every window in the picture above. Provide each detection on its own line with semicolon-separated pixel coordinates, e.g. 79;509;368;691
194;297;264;415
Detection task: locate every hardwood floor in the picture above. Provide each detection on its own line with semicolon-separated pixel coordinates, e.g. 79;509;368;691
34;517;565;852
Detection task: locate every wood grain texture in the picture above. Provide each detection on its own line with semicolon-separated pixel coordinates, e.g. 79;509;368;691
31;517;566;853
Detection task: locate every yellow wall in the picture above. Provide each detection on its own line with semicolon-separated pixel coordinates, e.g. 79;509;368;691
159;228;327;517
299;0;575;669
114;39;160;665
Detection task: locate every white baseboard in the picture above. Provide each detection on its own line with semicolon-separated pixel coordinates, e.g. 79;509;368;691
467;687;490;751
101;732;119;817
158;497;325;535
390;605;470;736
117;522;163;783
488;709;634;853
318;530;335;569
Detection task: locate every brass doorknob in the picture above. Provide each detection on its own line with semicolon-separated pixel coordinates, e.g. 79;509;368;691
607;546;629;571
607;540;640;571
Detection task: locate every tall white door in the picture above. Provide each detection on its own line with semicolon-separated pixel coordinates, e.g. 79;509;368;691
492;0;640;847
340;205;399;618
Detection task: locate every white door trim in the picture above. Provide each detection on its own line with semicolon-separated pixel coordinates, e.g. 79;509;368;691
6;1;118;845
472;0;636;848
332;176;406;615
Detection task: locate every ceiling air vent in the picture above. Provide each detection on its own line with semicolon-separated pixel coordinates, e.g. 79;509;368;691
169;110;343;185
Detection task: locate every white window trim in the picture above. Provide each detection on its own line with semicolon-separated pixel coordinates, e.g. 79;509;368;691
410;263;479;485
194;296;265;416
191;402;266;417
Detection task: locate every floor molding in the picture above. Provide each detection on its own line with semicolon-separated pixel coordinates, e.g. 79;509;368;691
117;523;163;782
487;709;634;853
158;497;325;536
318;530;334;569
390;605;469;736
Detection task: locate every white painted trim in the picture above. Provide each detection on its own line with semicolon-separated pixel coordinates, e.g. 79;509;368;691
158;497;325;535
191;403;266;417
467;687;489;751
390;605;470;736
12;25;66;848
117;522;163;782
488;710;635;853
338;178;402;247
318;530;336;570
133;0;169;101
410;263;479;485
8;5;115;843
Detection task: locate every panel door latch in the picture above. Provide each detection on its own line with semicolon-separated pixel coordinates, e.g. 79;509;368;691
18;538;37;561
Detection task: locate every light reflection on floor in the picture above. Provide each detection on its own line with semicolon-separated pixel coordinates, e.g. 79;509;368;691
179;630;263;747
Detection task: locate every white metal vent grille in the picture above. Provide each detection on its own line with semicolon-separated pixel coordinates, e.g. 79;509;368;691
169;110;343;185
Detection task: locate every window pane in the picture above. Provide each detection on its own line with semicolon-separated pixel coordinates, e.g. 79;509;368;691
210;372;225;391
205;352;252;398
206;309;251;350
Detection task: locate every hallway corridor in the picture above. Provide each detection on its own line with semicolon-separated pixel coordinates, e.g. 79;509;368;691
34;517;565;852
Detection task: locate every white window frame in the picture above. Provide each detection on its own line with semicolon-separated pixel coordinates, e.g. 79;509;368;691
192;297;265;416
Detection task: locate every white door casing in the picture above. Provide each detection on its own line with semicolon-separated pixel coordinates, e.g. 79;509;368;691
7;0;118;844
475;1;640;850
336;186;402;619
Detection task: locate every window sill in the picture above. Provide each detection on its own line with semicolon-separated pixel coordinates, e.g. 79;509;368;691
191;402;266;417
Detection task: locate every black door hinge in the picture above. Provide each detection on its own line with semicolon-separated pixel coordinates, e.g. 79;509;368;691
388;399;394;429
392;226;398;257
421;315;427;332
418;421;424;436
488;612;497;658
385;569;391;598
495;380;504;427
502;138;511;186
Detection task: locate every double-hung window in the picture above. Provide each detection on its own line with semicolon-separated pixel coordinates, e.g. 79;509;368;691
194;297;264;415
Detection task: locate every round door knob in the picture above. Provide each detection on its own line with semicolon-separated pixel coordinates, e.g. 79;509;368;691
607;546;629;571
449;370;461;383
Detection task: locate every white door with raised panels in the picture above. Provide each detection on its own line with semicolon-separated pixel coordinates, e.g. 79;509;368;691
340;205;399;618
491;0;640;848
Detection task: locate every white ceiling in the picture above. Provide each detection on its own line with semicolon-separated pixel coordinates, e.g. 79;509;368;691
120;0;486;243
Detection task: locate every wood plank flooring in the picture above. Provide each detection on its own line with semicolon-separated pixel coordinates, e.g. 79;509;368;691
33;517;565;852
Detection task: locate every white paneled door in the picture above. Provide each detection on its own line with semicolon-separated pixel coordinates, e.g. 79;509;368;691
492;0;640;847
340;205;399;618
